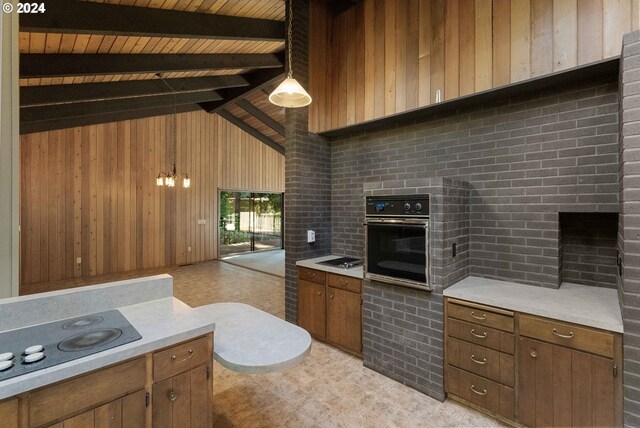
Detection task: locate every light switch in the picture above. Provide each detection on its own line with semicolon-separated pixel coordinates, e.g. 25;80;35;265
197;219;206;225
307;230;315;243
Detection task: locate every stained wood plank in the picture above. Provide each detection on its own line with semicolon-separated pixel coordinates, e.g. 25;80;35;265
430;0;445;103
444;0;459;100
364;0;375;119
373;0;386;118
395;0;407;112
578;0;603;64
553;0;578;72
384;0;396;114
418;0;431;107
459;0;475;96
531;0;554;77
603;0;632;57
510;0;531;83
474;0;492;91
492;0;511;87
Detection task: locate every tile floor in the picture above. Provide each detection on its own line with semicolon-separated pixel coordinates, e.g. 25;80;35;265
167;260;506;428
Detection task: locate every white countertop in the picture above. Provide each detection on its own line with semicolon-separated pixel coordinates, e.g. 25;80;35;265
296;255;364;279
193;303;311;374
444;276;623;333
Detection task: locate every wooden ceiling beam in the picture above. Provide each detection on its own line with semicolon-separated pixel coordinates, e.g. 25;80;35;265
20;0;285;41
236;99;284;136
199;67;285;114
21;90;221;125
217;110;285;155
21;103;202;135
21;75;249;107
20;53;283;78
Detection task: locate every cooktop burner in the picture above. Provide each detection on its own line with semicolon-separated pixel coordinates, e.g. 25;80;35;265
317;257;362;269
0;310;141;382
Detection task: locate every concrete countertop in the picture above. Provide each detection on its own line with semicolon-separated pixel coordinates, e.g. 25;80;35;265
296;255;364;279
193;302;311;374
444;276;623;333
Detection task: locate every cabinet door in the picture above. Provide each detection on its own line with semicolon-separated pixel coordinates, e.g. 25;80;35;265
297;279;326;338
326;286;362;353
153;364;212;428
56;389;146;428
518;337;615;427
0;399;18;428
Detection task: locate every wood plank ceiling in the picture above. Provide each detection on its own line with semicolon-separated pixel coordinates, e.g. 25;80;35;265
19;0;287;153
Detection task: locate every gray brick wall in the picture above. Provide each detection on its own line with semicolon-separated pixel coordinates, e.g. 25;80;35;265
284;0;331;323
331;76;619;289
619;30;640;428
559;212;618;288
362;178;469;401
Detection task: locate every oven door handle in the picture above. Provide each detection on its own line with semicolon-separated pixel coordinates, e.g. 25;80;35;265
363;220;429;228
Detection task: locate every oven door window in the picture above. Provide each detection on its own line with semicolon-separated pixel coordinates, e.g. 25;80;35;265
366;223;426;283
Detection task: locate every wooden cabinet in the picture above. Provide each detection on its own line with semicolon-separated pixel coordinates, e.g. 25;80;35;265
5;333;213;428
298;279;326;338
445;298;622;427
152;364;211;428
0;399;18;428
297;267;362;356
327;285;362;354
51;389;146;428
519;325;620;428
152;336;213;428
445;299;515;422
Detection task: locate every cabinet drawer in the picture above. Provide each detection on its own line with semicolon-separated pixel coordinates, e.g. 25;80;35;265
29;357;146;428
447;317;514;355
327;273;362;293
519;314;614;358
447;300;514;332
446;366;514;421
298;267;326;285
154;335;212;382
446;337;514;387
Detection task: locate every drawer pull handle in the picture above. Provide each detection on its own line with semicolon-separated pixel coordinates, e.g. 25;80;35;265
470;354;487;365
470;329;487;338
330;294;334;299
168;391;178;402
339;280;348;286
307;272;316;277
171;348;193;364
470;385;487;396
530;350;537;358
470;311;486;320
316;291;322;296
552;328;574;339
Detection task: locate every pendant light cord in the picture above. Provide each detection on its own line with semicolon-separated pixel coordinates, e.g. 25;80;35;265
287;0;293;78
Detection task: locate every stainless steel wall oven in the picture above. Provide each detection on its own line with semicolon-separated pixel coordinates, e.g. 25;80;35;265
364;195;430;291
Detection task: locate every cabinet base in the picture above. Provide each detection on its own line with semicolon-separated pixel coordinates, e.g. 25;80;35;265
447;394;521;428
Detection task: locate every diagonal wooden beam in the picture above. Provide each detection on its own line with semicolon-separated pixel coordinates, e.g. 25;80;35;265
217;110;285;155
20;53;283;78
21;90;222;124
21;75;249;107
20;0;285;41
199;67;285;114
236;99;285;136
21;103;202;135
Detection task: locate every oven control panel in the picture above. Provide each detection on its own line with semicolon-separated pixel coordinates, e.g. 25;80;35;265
365;195;430;217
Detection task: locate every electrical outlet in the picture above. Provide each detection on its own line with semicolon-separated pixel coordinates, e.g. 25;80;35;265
307;230;315;243
76;257;81;264
197;219;206;225
188;246;192;252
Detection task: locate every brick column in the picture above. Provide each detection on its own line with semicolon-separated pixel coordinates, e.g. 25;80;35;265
620;30;640;427
284;0;332;323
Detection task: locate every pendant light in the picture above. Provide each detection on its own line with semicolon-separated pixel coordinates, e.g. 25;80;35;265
155;74;191;189
269;0;312;108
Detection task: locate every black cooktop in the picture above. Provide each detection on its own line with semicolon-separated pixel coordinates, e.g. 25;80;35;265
317;257;362;269
0;310;141;381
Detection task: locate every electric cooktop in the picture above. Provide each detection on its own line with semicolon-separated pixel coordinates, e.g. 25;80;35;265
0;309;142;381
317;257;362;269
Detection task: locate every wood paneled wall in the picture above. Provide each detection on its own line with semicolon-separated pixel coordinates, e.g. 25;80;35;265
309;0;639;133
20;111;285;286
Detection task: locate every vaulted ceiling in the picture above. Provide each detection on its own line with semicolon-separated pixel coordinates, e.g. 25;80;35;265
19;0;287;153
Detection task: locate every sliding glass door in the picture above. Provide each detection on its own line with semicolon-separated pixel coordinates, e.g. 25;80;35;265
219;191;283;257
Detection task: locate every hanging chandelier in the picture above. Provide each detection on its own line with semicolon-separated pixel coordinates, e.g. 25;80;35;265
268;0;312;108
155;74;190;189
